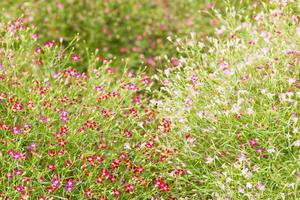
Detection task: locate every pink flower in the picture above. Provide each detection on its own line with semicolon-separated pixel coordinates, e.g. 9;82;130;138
71;54;81;62
13;103;23;111
65;178;75;192
257;147;265;154
267;148;275;153
14;169;23;175
185;134;196;143
141;75;151;85
12;151;23;160
256;182;265;190
100;168;110;178
59;110;70;123
65;186;74;192
51;175;61;189
84;189;93;198
154;178;170;192
170;58;180;66
47;164;56;171
127;83;138;91
35;47;42;54
35;59;43;65
171;169;185;177
133;165;144;174
131;96;141;105
127;70;135;78
44;41;55;47
113;188;121;197
119;47;128;53
145;57;155;66
124;184;134;193
11;126;22;134
23;123;30;129
238;186;244;193
191;75;198;85
249;138;258;148
15;185;25;194
291;113;298;123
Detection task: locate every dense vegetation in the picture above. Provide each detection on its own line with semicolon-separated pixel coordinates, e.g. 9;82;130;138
0;0;299;199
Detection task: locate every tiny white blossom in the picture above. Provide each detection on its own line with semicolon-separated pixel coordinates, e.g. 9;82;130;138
293;140;300;147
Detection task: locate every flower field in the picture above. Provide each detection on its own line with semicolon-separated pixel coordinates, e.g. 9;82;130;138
0;0;299;199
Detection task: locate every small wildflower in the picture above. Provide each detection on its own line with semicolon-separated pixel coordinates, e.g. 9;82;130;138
124;184;134;193
35;47;42;54
257;147;265;154
170;58;180;66
65;178;75;192
11;126;22;134
238;186;244;193
71;54;81;62
249;138;258;148
256;182;265;191
293;140;300;147
47;164;56;171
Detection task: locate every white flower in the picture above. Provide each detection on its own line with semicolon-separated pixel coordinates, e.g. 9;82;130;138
267;148;276;153
293;140;300;147
238;153;245;161
231;104;241;113
226;177;232;183
246;182;253;189
297;27;300;35
187;40;194;46
291;113;298;123
246;107;254;115
216;25;226;35
288;78;296;85
198;42;205;48
205;156;215;164
261;89;267;94
124;143;131;149
197;111;204;118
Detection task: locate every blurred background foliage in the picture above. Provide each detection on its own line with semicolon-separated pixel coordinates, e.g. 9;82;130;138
0;0;264;72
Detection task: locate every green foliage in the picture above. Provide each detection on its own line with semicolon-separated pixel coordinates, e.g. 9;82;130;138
0;0;262;72
157;1;300;198
0;0;299;199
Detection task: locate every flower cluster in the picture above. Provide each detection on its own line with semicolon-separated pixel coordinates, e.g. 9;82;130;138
0;22;181;199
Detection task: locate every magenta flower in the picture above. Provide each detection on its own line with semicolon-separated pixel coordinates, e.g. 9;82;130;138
51;175;61;189
14;169;23;175
35;47;42;54
124;184;134;193
15;185;25;194
65;178;75;192
249;138;258;148
11;125;22;134
127;83;138;91
257;147;265;154
71;54;81;62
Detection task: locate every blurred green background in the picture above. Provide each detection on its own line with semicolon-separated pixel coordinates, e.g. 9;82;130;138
0;0;262;72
